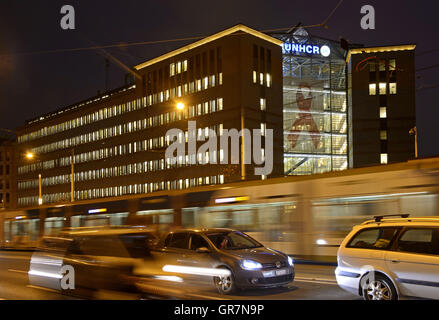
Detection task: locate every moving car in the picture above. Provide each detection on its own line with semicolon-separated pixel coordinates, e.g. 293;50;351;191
28;226;160;298
155;228;295;294
335;215;439;300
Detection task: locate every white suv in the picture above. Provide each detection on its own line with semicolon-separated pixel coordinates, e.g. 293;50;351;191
336;215;439;300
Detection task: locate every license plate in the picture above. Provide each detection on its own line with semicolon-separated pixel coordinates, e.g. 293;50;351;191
262;271;275;278
275;269;288;276
263;269;288;278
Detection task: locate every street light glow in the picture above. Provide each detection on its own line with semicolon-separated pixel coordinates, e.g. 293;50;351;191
26;152;34;159
176;102;185;110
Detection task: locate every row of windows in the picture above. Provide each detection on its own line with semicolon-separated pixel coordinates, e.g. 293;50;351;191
18;124;224;175
18;175;225;207
0;180;10;190
0;151;11;162
253;71;272;87
369;82;397;95
369;58;396;72
18;73;223;144
18;147;234;191
0;165;10;176
170;60;188;76
27;97;224;156
0;192;10;204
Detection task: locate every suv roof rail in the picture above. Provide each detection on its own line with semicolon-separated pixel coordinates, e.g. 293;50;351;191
373;214;410;222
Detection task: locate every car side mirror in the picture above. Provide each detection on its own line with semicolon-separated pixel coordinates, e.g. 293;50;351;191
196;247;210;253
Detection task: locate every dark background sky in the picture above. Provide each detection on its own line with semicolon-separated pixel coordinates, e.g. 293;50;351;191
0;0;437;157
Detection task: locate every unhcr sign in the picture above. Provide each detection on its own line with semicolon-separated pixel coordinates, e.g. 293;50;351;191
282;42;331;57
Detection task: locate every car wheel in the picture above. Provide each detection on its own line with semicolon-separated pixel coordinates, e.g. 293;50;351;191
213;267;236;295
361;274;397;300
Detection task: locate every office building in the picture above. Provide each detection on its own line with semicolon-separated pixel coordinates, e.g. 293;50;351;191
15;24;284;207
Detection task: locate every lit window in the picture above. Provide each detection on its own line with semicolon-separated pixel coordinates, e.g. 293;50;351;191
389;59;396;71
203;77;209;89
217;98;223;111
369;84;376;95
380;107;387;119
219;73;223;85
389;83;397;95
379;60;386;72
183;60;188;72
379;82;387;95
261;123;266;136
197;80;202;91
177;62;182;74
260;73;264;85
266;74;271;87
260;98;266;111
381;154;388;164
253;71;257;84
170;63;175;76
380;130;387;140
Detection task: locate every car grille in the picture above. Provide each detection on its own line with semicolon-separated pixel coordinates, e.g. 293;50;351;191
257;274;294;285
261;261;287;270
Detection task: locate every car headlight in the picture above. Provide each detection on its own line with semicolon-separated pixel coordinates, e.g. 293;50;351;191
240;260;263;270
288;256;294;266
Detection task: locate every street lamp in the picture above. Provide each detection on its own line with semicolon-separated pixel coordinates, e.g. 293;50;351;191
25;152;34;160
176;102;185;111
24;152;43;205
24;149;75;205
409;126;418;159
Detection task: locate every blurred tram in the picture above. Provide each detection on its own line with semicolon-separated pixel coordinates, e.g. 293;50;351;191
2;157;439;261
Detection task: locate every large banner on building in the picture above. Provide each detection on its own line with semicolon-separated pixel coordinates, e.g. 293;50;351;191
284;79;326;153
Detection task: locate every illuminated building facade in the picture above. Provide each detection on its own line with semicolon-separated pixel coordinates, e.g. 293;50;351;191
272;28;348;175
347;45;416;167
15;25;284;208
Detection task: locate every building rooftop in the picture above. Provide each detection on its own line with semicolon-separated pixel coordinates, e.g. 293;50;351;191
346;44;416;62
134;24;283;70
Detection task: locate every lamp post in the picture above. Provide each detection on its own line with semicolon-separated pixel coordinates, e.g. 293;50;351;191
25;148;75;205
409;126;418;159
24;152;43;206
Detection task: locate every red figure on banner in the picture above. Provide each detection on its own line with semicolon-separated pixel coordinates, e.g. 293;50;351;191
288;82;321;149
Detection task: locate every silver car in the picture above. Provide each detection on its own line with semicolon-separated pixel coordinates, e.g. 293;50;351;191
156;228;295;294
336;215;439;300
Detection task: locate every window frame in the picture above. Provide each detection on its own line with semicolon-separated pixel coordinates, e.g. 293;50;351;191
346;226;401;251
165;232;190;250
189;233;211;251
393;227;439;256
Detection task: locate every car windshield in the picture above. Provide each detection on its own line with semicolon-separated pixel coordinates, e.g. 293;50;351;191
206;231;263;250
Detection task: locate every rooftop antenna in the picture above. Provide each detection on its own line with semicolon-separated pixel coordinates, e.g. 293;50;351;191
286;22;302;35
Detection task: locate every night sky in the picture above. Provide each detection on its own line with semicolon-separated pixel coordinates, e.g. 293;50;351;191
0;0;438;157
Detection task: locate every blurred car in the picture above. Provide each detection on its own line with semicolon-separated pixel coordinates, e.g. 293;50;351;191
155;228;295;294
336;215;439;300
28;226;160;298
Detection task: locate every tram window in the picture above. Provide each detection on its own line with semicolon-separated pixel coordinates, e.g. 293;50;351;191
3;221;10;241
109;212;129;226
44;217;65;235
